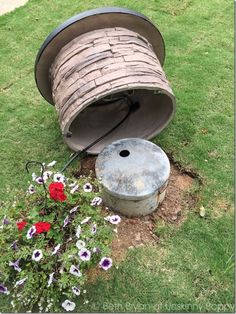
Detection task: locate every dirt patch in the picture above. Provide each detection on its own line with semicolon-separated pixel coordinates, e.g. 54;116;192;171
0;0;28;15
76;155;198;266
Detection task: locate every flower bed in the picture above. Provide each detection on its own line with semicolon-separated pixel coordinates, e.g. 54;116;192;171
0;161;119;312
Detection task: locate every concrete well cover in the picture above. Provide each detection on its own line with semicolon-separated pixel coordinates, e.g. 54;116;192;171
95;138;170;200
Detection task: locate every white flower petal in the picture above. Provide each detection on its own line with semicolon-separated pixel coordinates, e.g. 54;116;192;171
26;226;36;239
32;249;43;262
90;196;102;206
70;184;79;194
72;287;81;296
70;206;79;214
14;277;27;287
76;240;86;250
61;300;76;312
51;244;61;255
53;173;65;183
43;171;52;181
47;161;57;167
99;257;113;270
69;265;82;277
83;183;92;192
78;248;91;261
47;272;54;287
76;225;81;238
81;217;91;224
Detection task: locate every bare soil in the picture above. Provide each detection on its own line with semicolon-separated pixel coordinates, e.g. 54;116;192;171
0;0;28;15
75;155;198;282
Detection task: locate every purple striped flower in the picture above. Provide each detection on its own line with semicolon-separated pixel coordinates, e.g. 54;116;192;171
26;226;36;239
14;277;27;287
2;216;10;225
105;215;121;225
9;259;21;272
51;244;61;255
83;183;92;192
0;284;9;295
69;265;82;277
32;249;43;262
63;215;69;228
91;223;97;235
92;247;101;254
69;205;79;214
61;300;75;312
35;177;44;185
28;184;36;194
78;248;91;261
90;197;102;206
99;257;112;271
72;286;81;296
10;240;18;251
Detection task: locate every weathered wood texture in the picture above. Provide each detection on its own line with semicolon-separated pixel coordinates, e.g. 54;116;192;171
50;27;174;136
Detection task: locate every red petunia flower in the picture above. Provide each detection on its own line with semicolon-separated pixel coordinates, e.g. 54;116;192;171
16;221;27;231
34;222;51;234
49;182;67;202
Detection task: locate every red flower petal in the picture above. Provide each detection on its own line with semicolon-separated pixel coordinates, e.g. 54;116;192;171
49;182;67;202
16;221;27;231
34;222;51;234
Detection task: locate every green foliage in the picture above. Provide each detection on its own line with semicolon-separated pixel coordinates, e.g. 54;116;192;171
0;164;114;312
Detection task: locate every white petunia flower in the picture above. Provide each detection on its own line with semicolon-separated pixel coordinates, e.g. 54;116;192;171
61;300;76;312
105;215;121;225
35;177;44;185
76;225;81;238
32;249;43;262
51;244;61;255
26;226;36;239
69;265;82;277
81;217;91;224
70;184;79;194
0;284;9;295
32;172;37;181
91;223;97;235
47;160;56;167
47;272;54;287
14;277;27;287
78;248;91;261
9;259;21;272
28;184;36;194
63;216;69;228
99;257;113;270
72;287;80;296
69;181;77;187
70;205;79;214
43;171;52;182
90;196;102;206
76;240;86;250
83;183;92;192
53;173;65;183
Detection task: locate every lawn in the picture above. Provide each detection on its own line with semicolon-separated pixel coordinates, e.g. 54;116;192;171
0;0;234;312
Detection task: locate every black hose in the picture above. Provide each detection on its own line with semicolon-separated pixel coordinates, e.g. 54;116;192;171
60;96;139;173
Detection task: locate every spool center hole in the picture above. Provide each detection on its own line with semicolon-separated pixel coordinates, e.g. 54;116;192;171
119;150;130;157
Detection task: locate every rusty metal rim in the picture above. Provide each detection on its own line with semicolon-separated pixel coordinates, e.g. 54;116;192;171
34;6;166;105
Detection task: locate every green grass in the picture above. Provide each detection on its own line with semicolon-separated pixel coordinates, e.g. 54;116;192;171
0;0;234;312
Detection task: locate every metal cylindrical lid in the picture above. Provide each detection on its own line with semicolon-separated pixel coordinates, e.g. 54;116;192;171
95;138;170;200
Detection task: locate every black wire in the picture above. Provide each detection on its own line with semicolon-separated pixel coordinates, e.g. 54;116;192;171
60;96;138;173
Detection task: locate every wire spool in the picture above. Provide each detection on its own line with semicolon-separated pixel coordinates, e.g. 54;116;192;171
35;7;176;154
